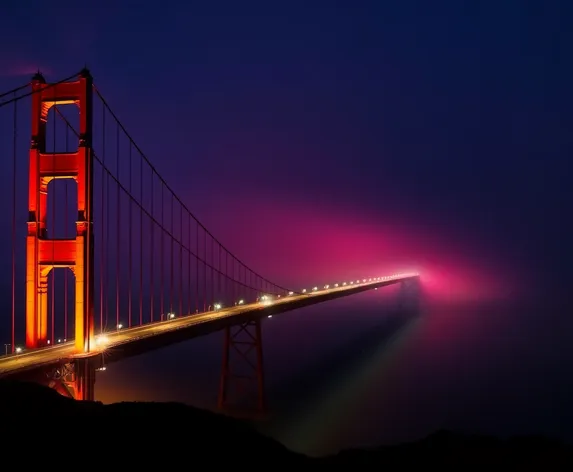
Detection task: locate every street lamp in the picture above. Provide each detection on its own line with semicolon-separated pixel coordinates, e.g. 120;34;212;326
4;343;10;356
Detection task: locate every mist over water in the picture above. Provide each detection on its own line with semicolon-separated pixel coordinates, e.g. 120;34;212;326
0;199;567;458
90;284;573;456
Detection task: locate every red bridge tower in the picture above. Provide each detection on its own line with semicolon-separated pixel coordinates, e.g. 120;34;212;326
26;70;95;353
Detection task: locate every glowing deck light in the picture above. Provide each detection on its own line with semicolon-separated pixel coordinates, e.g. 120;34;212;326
334;283;338;287
312;287;318;291
117;323;123;330
238;299;244;305
214;303;222;310
260;295;273;306
168;313;176;319
15;347;22;353
95;335;109;348
324;285;329;289
302;289;307;293
288;291;294;296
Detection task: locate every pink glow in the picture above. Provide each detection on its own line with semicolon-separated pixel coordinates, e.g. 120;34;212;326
0;59;52;77
198;193;519;303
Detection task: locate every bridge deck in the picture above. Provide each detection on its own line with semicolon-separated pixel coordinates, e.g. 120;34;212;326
0;276;417;377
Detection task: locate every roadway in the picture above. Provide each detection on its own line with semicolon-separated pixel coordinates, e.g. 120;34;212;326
0;274;418;377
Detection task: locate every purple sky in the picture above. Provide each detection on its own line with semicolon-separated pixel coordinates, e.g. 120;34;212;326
0;1;570;306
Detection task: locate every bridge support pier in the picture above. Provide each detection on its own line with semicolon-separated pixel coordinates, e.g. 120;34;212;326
398;278;421;314
218;318;266;416
44;357;98;401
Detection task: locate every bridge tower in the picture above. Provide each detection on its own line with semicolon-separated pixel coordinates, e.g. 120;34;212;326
26;69;95;353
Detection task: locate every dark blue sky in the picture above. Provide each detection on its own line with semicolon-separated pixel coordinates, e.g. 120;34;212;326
0;0;571;300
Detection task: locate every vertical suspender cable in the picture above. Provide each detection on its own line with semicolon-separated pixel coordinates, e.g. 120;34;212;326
115;122;120;329
128;142;132;327
105;121;110;329
139;149;144;325
203;230;206;312
195;223;198;313
179;204;183;316
187;214;191;315
11;92;17;353
170;194;173;314
209;238;211;307
64;125;68;339
100;107;105;333
160;183;164;319
51;101;56;345
150;172;154;322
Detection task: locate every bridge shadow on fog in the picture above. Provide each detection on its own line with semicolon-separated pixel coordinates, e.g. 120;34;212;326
264;298;422;421
215;281;424;418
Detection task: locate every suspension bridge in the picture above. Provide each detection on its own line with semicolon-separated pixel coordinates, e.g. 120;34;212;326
0;69;419;408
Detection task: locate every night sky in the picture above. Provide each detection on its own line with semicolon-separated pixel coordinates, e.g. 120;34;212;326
0;0;572;449
1;0;570;303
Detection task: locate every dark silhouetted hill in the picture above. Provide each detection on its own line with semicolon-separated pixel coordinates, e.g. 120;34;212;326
1;380;571;468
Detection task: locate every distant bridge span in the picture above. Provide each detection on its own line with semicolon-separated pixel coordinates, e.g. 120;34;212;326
0;275;418;378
